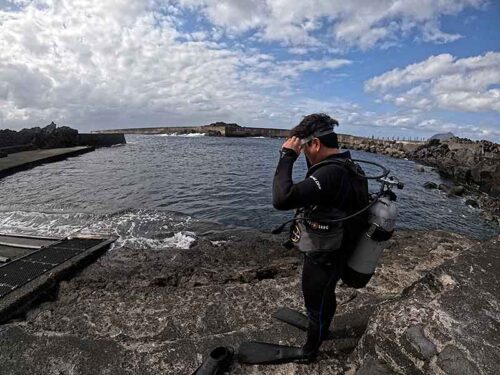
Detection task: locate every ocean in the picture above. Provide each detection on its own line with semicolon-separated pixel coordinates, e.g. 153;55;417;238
0;134;497;250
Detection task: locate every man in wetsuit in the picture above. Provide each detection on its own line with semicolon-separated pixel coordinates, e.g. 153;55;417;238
272;113;368;358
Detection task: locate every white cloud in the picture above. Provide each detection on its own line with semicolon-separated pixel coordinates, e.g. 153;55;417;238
178;0;485;50
0;0;351;131
365;52;500;113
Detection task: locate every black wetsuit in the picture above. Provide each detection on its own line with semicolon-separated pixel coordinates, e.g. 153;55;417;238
272;148;366;353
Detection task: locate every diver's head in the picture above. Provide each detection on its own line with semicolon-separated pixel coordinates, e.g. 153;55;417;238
290;113;339;165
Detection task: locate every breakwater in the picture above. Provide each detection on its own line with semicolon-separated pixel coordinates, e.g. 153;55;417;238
93;122;290;138
93;122;423;155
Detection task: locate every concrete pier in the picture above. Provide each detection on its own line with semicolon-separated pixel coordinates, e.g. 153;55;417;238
0;146;94;179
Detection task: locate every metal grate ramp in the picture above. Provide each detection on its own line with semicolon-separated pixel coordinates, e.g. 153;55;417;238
0;238;109;299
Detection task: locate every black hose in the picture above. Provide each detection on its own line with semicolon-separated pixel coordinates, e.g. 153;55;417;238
270;158;391;235
350;159;390;180
271;191;384;234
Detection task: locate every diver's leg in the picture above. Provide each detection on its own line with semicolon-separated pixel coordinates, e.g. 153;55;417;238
301;255;340;354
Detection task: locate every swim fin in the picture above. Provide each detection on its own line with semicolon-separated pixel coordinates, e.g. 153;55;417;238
192;346;233;374
237;341;308;364
273;307;334;340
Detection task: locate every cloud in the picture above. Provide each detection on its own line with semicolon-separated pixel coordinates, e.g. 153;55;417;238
178;0;485;50
0;0;351;131
365;52;500;113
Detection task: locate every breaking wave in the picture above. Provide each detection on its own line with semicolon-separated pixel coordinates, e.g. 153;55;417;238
0;209;198;250
157;133;205;137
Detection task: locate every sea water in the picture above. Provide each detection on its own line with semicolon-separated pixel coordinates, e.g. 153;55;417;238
0;134;497;249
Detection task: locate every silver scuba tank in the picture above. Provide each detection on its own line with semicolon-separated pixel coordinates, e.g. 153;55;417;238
343;193;398;288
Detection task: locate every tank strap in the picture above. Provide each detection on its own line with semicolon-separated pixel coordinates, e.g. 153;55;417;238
366;223;394;242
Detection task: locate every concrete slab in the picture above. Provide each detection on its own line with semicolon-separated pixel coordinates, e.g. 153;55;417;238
0;146;95;179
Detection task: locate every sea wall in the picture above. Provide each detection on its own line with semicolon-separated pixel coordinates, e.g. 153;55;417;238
78;133;126;147
93;123;289;137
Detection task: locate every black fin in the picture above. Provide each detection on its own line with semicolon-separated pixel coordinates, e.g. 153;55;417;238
192;346;233;374
237;341;307;365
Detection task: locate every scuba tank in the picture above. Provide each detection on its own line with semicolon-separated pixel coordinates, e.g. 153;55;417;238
341;190;398;289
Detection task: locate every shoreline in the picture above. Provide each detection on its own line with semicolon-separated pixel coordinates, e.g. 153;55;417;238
0;227;498;374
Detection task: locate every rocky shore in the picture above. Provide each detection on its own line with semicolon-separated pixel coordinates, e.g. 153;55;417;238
0;228;497;374
0;123;125;154
342;137;500;223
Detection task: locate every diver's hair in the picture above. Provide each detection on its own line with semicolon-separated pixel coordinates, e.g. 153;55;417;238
290;113;339;148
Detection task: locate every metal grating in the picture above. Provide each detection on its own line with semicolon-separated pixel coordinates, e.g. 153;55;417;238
0;238;109;299
50;238;103;250
0;260;52;289
25;247;82;265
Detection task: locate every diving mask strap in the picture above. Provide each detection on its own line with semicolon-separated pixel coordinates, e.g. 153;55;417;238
299;128;336;146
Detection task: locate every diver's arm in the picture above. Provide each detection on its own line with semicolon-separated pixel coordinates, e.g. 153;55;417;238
273;156;346;211
272;149;324;210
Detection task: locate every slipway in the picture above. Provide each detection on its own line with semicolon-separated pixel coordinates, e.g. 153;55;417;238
0;233;116;324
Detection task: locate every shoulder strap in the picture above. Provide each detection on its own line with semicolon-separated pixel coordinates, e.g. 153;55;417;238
306;158;355;177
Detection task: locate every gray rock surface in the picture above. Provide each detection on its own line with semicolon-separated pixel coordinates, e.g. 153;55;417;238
351;235;499;374
0;229;483;375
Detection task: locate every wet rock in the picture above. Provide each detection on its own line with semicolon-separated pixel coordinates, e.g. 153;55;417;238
465;199;480;208
415;165;425;172
438;183;450;192
423;181;437;189
410;137;499;216
448;185;465;196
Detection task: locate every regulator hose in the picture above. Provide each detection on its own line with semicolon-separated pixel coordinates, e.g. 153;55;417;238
271;158;391;235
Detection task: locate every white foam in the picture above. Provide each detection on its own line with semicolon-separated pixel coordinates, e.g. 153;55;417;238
0;210;197;250
156;133;205;137
121;231;196;250
210;240;228;247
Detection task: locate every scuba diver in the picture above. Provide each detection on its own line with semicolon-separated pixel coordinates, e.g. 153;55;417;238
238;113;402;365
272;113;369;360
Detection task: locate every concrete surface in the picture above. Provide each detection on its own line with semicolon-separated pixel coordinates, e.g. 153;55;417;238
0;146;94;179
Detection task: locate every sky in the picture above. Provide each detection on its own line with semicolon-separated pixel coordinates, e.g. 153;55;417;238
0;0;499;141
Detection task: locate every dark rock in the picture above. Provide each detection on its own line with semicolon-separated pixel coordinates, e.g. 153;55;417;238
465;199;480;208
438;183;450;192
0;122;79;149
423;182;437;189
437;345;480;375
356;355;392;375
448;185;465;196
402;325;437;360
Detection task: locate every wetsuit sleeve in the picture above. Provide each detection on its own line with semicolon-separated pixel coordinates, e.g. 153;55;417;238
273;150;333;210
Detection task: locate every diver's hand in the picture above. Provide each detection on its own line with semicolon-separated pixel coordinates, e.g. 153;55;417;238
281;136;301;155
